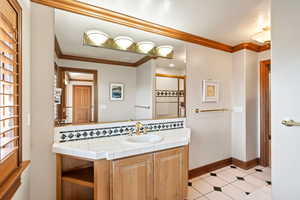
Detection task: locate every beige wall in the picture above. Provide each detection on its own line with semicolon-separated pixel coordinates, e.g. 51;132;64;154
30;3;55;200
57;59;138;122
231;49;264;162
135;60;155;119
186;43;232;169
12;0;31;199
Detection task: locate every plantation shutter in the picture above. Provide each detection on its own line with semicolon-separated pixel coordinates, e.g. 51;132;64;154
0;0;21;186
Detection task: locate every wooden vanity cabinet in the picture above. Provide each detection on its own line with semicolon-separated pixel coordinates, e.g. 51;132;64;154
112;154;154;200
154;147;188;200
56;146;188;200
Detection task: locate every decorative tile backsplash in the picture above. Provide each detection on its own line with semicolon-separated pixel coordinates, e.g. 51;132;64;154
155;89;184;97
55;118;185;143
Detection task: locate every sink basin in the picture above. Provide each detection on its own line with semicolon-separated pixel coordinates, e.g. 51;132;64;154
125;134;164;144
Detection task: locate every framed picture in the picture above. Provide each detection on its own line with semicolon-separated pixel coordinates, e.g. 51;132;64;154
110;83;124;101
202;80;219;103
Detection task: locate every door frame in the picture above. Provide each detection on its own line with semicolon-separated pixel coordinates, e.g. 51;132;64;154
73;85;92;124
56;66;98;123
260;59;271;166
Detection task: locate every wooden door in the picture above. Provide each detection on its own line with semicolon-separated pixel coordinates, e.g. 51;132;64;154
154;147;188;200
112;154;154;200
73;85;92;124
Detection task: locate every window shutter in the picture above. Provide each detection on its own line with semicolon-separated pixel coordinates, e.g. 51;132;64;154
0;0;21;186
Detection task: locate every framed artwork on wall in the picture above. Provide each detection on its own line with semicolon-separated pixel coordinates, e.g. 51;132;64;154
202;80;219;103
110;83;124;101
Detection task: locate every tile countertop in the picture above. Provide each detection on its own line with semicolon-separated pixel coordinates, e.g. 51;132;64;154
52;128;191;160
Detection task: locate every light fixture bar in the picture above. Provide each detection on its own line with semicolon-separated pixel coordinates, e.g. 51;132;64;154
83;30;174;58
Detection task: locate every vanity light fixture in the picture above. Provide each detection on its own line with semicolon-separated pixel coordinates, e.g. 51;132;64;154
252;26;271;44
83;31;174;58
85;30;109;46
137;41;155;53
114;36;134;50
157;45;174;57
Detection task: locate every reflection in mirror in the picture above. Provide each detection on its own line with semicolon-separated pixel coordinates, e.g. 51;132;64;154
54;9;186;126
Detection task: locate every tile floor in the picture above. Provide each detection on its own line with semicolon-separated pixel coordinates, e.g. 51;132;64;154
187;165;271;200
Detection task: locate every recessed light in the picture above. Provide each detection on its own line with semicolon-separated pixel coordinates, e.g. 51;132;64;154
169;63;175;67
85;30;109;46
157;45;174;57
114;36;134;50
137;41;155;54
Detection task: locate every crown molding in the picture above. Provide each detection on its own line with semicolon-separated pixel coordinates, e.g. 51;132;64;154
43;0;271;55
232;43;271;53
32;0;233;52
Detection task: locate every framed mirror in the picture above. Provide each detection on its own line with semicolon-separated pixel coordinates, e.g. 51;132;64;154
54;9;186;126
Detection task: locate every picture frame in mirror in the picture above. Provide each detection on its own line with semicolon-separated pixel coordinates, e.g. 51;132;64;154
110;83;124;101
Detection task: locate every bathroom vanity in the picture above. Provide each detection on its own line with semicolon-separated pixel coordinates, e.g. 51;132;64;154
53;124;190;200
52;6;190;199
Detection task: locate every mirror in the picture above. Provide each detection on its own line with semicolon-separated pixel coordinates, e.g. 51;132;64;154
54;9;186;126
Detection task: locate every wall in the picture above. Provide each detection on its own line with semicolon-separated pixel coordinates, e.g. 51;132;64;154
12;0;31;199
156;77;179;118
56;59;137;122
231;50;246;161
186;43;232;169
245;50;259;161
135;60;155;119
156;66;185;76
231;50;260;161
30;4;55;200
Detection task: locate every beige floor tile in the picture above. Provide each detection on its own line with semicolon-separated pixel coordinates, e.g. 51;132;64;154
261;185;272;196
217;169;239;183
246;188;272;200
205;191;232;200
222;184;249;200
244;175;267;188
203;175;228;187
255;165;265;170
192;179;214;195
187;186;202;200
196;196;209;200
191;176;202;182
191;173;210;182
241;167;257;175
251;171;271;182
231;179;259;193
223;168;247;177
190;165;272;200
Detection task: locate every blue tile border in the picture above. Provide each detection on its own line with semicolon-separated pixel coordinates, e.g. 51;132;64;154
58;120;184;143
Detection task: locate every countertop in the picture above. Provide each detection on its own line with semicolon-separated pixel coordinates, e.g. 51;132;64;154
53;128;191;160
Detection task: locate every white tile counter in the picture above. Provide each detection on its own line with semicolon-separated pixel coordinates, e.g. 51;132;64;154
53;128;191;160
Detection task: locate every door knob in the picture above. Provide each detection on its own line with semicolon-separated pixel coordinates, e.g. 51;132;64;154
281;120;300;127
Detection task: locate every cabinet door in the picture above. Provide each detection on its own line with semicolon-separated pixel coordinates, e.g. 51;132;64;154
154;147;188;200
112;154;154;200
